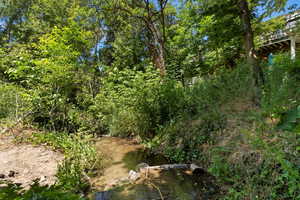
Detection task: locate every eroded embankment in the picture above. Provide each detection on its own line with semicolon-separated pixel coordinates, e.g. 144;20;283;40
0;135;63;189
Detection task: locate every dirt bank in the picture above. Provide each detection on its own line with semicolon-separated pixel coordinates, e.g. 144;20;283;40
0;135;63;189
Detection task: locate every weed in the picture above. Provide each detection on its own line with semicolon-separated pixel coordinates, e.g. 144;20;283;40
0;180;85;200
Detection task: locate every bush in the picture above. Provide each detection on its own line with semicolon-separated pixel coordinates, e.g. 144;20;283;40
186;63;252;113
0;82;31;120
92;67;198;138
248;131;300;199
148;107;226;161
133;79;190;139
91;67;162;137
0;25;97;133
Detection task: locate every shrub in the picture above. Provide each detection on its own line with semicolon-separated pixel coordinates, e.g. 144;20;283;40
0;82;31;120
90;67;162;137
151;110;226;162
0;25;96;133
135;79;189;139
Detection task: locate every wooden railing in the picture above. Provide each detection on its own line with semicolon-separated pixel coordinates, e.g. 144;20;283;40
286;11;300;23
261;11;300;46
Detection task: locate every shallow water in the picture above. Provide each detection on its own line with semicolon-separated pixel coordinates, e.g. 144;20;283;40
91;137;218;200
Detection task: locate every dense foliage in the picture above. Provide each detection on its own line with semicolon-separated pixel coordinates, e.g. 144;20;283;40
0;0;299;199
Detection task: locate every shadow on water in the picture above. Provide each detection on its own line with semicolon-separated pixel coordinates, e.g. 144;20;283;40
121;149;169;170
93;137;220;200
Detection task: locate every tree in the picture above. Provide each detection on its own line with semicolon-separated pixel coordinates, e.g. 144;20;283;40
0;0;33;44
237;0;287;102
238;0;264;103
183;0;245;72
189;0;288;102
100;0;170;76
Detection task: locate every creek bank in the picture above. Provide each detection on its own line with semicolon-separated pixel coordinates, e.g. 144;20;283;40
0;135;63;189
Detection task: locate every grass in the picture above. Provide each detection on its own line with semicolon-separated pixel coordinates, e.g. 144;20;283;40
203;109;300;200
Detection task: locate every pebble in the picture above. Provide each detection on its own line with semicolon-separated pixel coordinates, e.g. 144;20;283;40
8;170;15;177
39;176;47;182
128;170;140;181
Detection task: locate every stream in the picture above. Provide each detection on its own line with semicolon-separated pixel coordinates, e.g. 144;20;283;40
90;137;219;200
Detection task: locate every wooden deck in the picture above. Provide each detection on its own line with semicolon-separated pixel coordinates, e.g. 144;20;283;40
258;10;300;59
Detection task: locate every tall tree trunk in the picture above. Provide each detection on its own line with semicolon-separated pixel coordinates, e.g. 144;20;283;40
159;0;167;53
143;0;166;76
238;0;264;103
150;23;166;76
145;21;166;76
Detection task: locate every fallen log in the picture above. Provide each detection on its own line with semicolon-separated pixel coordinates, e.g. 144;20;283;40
137;163;205;174
142;164;189;170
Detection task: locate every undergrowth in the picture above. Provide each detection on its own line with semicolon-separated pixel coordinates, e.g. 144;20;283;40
0;181;85;200
146;55;300;199
209;129;300;200
25;132;103;193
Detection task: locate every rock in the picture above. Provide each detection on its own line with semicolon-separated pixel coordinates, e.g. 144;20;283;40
8;170;15;177
39;176;47;183
128;170;140;181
